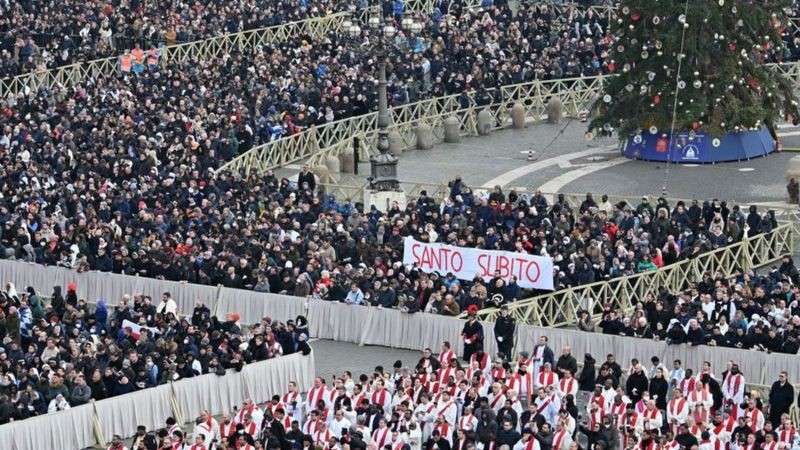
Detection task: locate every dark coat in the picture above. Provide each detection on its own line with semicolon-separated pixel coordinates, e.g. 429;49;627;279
578;355;596;391
494;316;515;344
556;354;578;375
649;377;670;410
626;371;649;403
768;381;794;421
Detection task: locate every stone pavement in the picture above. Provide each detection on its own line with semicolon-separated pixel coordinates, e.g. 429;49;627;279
277;121;800;204
310;339;422;380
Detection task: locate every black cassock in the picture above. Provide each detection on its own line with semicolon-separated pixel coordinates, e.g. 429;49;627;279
461;318;484;361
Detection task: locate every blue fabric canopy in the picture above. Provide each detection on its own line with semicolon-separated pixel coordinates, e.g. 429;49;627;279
621;127;775;163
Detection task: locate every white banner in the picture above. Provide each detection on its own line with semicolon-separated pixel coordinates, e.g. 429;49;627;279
122;319;161;339
402;238;554;291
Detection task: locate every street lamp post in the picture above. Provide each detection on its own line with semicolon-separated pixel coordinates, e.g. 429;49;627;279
343;9;422;192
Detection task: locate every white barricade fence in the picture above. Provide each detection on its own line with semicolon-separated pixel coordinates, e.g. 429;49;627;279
0;352;315;450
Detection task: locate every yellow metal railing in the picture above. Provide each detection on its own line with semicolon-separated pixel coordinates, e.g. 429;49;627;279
219;60;800;178
0;0;452;98
0;12;351;97
465;223;792;326
2;1;796;100
218;75;608;175
314;179;797;328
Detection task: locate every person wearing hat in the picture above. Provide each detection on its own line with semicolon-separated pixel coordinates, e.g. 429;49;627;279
47;392;70;413
494;304;515;362
460;306;484;362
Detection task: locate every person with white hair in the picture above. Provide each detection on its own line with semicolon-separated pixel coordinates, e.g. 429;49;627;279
642;400;663;433
536;363;559;390
47;393;71;413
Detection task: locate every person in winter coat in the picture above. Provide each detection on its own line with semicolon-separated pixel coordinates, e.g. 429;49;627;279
625;364;649;403
746;206;761;237
50;286;66;317
4;306;20;345
577;310;595;332
665;319;687;345
779;255;800;284
494;305;515;360
70;374;92;406
496;419;521;448
293;273;312;297
685;319;705;346
649;368;669;410
768;371;795;427
94;299;109;328
534;423;553;450
599;416;618;450
576;262;595;285
578;354;597;391
599;311;624;335
89;370;108;400
476;411;498;447
701;374;724;412
0;394;12;424
578;421;606;450
65;282;78;308
26;287;44;320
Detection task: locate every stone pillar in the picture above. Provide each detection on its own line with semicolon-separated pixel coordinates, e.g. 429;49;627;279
786;155;800;182
547;97;563;124
443;116;461;143
588;95;601;119
340;147;354;173
325;155;340;182
312;165;330;194
388;130;404;156
416;123;434;150
511;102;526;129
364;190;408;213
786;156;800;203
477;109;493;136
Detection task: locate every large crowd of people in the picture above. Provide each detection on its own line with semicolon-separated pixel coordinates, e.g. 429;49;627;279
0;0;790;318
4;0;800;79
0;1;619;155
579;256;800;355
0;0;627;77
0;0;351;77
0;280;311;423
119;338;800;450
0;5;614;294
1;1;799;448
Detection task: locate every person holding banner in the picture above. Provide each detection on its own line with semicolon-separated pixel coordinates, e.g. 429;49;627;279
402;237;555;292
461;306;484;362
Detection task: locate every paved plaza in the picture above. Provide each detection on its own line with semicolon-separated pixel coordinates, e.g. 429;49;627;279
279;121;800;204
309;339;421;380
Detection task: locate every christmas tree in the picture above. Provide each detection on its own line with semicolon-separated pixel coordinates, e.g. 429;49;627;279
590;0;800;139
